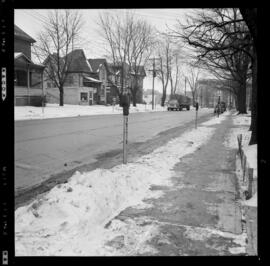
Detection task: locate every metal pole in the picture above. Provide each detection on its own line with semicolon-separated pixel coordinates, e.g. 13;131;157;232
152;58;155;110
123;115;128;164
195;110;198;129
185;76;186;96
41;70;44;115
27;64;30;105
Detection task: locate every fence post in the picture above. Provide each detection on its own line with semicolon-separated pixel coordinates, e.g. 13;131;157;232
247;168;254;199
243;155;247;182
237;134;243;166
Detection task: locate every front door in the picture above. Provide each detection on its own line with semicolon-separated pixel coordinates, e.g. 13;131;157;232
89;91;93;105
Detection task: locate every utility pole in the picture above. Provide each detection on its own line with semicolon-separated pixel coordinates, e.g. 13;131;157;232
184;76;186;96
200;87;203;107
152;58;155;110
149;58;158;110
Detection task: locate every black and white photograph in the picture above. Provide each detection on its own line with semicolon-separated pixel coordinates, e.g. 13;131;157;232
1;5;261;259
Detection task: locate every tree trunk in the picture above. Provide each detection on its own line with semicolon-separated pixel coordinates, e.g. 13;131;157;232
161;93;166;107
131;89;137;107
249;51;257;145
59;86;64;106
236;80;247;114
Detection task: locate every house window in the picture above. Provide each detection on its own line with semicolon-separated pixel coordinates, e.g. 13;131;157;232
80;92;88;102
15;69;27;87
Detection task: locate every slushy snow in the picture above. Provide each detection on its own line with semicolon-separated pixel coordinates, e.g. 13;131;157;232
15;103;167;121
15;116;217;256
15;111;252;256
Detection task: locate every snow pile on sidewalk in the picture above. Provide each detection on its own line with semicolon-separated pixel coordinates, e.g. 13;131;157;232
224;112;252;149
15;103;167;121
224;112;257;207
15;117;221;256
225;112;257;178
243;144;257;179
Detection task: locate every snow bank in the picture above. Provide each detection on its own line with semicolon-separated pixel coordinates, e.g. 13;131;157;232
243;144;257;178
242;192;257;207
232;112;251;126
14;104;167;121
223;113;251;149
15;116;220;256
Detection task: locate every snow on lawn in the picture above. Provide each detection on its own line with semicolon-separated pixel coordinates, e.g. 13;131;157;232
15;115;222;256
224;112;257;208
224;112;252;149
223;112;256;177
15;103;167;121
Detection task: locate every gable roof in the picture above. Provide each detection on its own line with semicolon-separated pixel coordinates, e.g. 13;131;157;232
14;52;44;68
130;65;146;77
66;49;92;73
88;58;107;73
14;25;36;43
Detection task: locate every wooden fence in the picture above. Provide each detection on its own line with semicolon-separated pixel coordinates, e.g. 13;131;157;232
237;134;257;199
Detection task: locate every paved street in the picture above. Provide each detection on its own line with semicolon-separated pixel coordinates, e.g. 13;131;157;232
15;109;213;197
100;112;246;255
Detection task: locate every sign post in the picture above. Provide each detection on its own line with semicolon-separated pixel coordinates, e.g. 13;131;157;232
123;115;128;164
41;71;44;115
195;102;199;129
120;91;130;164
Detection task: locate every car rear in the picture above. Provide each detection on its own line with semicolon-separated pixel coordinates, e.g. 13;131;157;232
167;99;179;111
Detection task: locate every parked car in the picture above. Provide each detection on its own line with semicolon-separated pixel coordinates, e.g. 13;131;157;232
214;101;227;114
167;94;191;111
167;99;180;111
220;102;227;112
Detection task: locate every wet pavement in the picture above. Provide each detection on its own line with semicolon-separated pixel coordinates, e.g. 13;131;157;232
102;112;247;256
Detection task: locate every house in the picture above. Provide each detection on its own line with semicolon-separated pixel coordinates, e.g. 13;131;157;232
87;58;117;105
14;25;45;106
106;62;146;104
129;65;146;104
45;49;102;105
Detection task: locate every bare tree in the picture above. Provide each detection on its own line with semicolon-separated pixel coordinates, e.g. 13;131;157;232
170;8;252;113
127;20;156;106
98;11;155;105
33;10;83;106
169;48;182;97
186;65;200;105
156;36;173;106
239;8;257;145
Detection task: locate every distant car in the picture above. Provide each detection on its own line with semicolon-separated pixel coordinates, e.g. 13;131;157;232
220;102;227;112
214;101;227;114
167;99;180;111
167;95;191;111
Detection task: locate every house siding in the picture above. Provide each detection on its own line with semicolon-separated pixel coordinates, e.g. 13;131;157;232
46;87;96;105
14;38;32;59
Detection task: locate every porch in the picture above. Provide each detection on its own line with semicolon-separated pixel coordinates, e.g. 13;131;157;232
14;53;45;106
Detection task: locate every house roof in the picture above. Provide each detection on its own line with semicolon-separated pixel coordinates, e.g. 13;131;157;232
66;49;93;73
88;58;107;73
83;75;102;83
130;65;146;77
14;52;44;68
14;25;36;43
107;62;146;77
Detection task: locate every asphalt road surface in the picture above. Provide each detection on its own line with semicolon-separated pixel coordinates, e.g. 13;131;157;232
15;109;213;196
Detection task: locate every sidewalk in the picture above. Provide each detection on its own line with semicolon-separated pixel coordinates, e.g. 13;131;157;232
102;112;247;256
15;111;249;256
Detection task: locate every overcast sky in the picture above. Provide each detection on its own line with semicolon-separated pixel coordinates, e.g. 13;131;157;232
15;9;212;93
